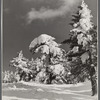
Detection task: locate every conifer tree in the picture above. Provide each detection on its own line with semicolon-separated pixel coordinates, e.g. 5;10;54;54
10;51;33;81
29;34;67;84
62;0;97;96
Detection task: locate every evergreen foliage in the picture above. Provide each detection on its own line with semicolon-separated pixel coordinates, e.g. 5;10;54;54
4;0;97;96
62;0;97;95
2;71;19;83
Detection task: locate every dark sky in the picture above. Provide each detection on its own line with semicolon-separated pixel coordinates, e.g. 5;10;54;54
3;0;97;71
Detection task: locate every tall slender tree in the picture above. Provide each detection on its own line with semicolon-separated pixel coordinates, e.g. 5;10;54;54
62;0;97;96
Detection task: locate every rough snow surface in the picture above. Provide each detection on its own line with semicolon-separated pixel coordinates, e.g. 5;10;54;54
3;85;29;91
2;96;38;100
2;81;97;100
20;81;83;88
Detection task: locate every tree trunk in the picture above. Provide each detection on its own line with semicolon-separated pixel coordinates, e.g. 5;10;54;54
88;51;97;96
90;67;97;96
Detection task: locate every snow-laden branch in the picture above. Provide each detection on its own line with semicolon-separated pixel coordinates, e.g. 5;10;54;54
29;34;65;58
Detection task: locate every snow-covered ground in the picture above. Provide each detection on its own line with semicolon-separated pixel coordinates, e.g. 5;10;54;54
2;81;97;100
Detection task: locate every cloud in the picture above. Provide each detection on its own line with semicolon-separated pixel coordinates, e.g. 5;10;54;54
26;0;81;24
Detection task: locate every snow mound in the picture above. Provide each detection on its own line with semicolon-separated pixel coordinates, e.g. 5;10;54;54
3;85;28;91
20;81;83;88
37;88;44;92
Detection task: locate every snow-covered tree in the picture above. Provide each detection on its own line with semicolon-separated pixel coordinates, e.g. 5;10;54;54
10;51;33;81
29;34;68;84
62;0;97;95
29;34;65;62
28;57;46;82
2;71;19;83
2;71;10;83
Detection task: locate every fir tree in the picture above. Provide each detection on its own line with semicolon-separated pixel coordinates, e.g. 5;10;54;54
9;51;33;81
29;34;68;84
29;34;65;63
62;0;97;96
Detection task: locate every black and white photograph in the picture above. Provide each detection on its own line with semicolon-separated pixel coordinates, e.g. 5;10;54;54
2;0;98;100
